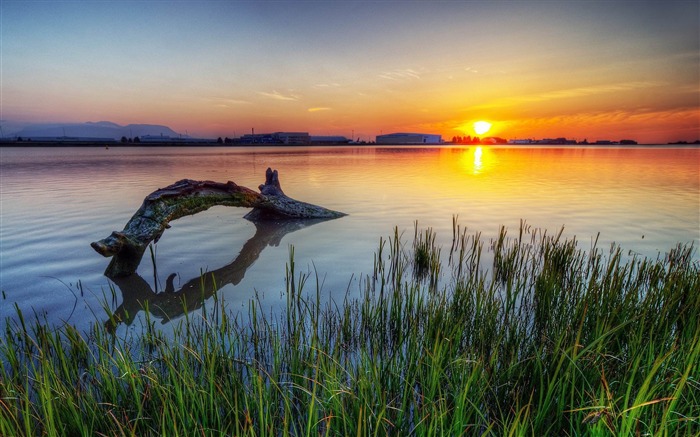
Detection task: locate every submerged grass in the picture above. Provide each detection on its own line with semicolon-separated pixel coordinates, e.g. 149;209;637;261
1;220;699;436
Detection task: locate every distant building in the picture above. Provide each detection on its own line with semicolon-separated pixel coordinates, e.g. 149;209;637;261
508;139;534;145
139;134;215;143
14;136;117;143
237;133;278;144
481;137;508;145
139;134;177;143
535;138;577;145
275;132;310;145
237;132;310;145
310;136;350;144
376;132;442;144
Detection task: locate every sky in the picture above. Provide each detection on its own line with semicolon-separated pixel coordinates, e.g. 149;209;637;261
1;0;698;143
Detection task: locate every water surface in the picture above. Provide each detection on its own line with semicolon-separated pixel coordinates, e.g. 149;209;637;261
1;146;698;334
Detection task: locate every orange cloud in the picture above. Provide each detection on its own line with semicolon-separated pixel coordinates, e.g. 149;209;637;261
258;91;300;101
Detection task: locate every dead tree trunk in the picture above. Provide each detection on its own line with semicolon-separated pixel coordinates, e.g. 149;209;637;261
91;168;345;277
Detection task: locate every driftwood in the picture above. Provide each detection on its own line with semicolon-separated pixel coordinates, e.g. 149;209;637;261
91;168;345;277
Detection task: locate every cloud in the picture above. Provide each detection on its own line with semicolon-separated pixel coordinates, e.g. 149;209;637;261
379;68;421;81
519;81;663;102
469;81;665;111
315;83;341;88
258;90;300;101
205;97;251;108
501;106;700;136
221;99;251;105
308;107;331;112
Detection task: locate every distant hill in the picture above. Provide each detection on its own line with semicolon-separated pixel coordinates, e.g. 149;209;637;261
11;122;183;140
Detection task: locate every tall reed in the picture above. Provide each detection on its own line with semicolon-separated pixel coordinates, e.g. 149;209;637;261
1;220;698;435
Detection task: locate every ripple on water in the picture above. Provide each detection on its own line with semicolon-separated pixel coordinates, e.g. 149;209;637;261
1;146;697;332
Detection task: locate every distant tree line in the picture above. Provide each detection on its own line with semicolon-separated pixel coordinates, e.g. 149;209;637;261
451;136;478;144
451;135;510;145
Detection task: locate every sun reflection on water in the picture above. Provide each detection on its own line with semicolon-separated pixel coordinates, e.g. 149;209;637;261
458;146;494;175
474;146;483;173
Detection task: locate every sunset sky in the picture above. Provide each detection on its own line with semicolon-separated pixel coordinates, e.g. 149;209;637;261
1;0;698;143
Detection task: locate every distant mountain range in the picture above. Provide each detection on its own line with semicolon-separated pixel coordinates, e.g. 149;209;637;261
10;121;183;140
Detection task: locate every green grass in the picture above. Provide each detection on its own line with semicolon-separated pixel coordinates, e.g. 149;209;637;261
1;220;699;436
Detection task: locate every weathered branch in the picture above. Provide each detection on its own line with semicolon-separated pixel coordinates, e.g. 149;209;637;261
91;168;345;277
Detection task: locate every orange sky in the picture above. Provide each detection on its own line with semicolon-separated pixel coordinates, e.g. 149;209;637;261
1;1;698;143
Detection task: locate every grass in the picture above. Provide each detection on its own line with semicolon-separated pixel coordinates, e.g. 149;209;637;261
1;220;699;436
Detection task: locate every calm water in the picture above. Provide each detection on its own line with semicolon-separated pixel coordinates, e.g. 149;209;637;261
1;146;698;334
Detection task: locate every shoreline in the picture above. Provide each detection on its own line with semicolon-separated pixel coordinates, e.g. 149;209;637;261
1;140;698;148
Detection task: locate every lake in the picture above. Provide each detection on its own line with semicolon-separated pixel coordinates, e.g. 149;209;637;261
1;145;698;335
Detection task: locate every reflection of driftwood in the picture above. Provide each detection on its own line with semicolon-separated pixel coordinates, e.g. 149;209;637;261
107;219;317;329
91;168;344;277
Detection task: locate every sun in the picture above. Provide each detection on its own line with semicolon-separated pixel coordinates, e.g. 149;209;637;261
474;121;492;135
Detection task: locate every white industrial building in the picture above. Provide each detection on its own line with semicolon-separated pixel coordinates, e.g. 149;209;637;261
376;132;442;144
310;136;350;144
275;132;310;145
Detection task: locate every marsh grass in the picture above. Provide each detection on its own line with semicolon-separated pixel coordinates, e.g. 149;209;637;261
412;222;441;292
1;220;699;436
